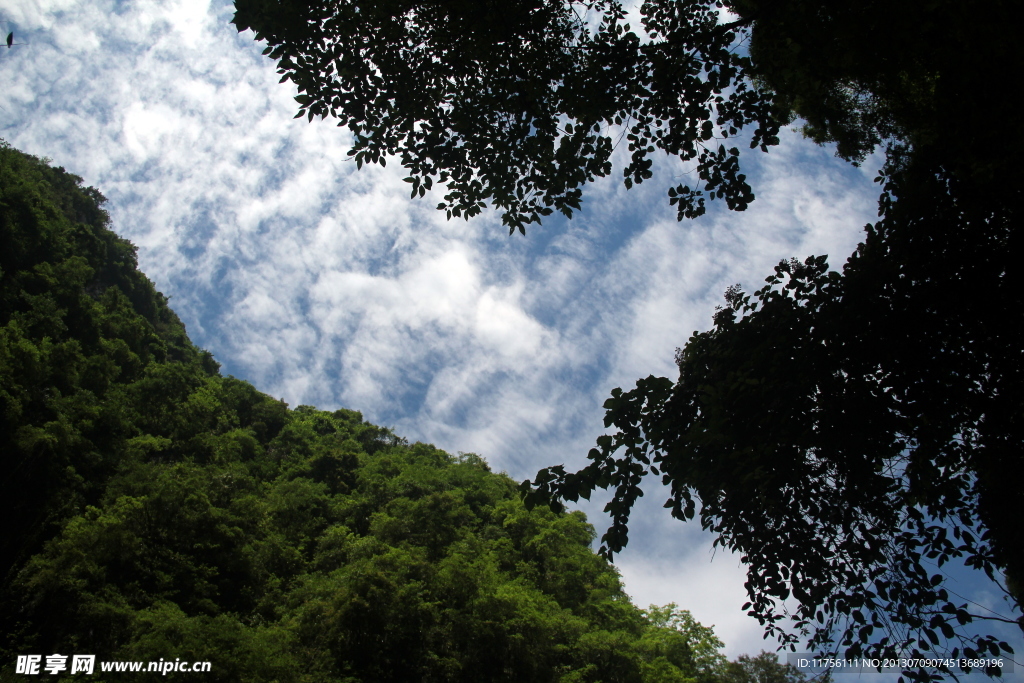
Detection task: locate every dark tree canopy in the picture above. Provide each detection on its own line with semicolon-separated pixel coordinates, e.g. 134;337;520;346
734;0;1024;175
233;0;1024;231
525;155;1023;680
232;0;783;233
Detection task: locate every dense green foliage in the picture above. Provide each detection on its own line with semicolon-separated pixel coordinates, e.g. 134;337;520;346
0;140;221;584
0;141;808;682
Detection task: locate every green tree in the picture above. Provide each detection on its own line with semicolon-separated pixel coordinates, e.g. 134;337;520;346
721;651;805;683
639;604;726;683
0;139;215;586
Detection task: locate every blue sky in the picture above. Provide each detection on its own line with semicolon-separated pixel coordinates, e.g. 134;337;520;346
2;0;1020;669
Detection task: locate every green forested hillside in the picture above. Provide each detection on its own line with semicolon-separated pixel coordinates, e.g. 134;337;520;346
0;141;802;682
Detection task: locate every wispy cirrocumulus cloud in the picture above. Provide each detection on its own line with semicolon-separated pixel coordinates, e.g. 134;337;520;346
7;0;992;661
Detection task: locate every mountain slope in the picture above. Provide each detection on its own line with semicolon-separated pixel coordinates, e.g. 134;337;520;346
1;141;779;683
